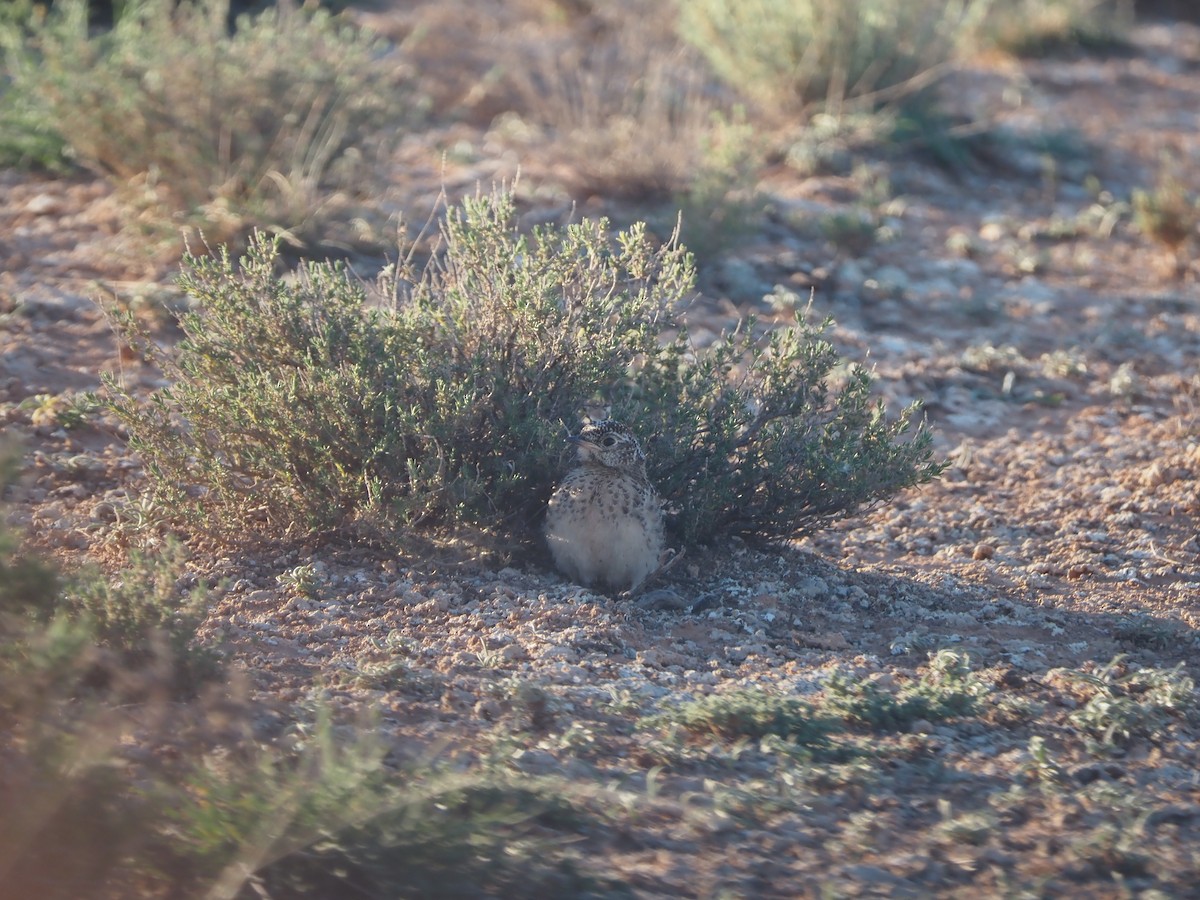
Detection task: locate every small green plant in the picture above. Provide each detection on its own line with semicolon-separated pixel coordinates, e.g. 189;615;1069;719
1054;656;1196;748
60;539;220;695
678;0;978;114
16;390;101;429
107;187;944;548
1132;161;1199;279
2;0;408;249
277;563;322;598
820;651;989;732
1022;735;1066;785
653;689;834;747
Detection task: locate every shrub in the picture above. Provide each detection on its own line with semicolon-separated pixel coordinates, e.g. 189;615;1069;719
1055;656;1196;748
107;188;943;547
678;0;979;114
820;651;989;732
1132;157;1199;279
62;540;221;694
0;0;409;249
228;770;621;900
0;438;216;699
654;689;834;746
965;0;1134;57
0;2;71;170
508;24;720;199
0;445;194;898
1;448;608;898
633;311;944;544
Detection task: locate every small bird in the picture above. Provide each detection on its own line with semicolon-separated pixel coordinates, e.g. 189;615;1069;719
544;418;666;593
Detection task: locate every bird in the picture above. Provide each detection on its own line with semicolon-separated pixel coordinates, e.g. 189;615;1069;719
544;417;666;593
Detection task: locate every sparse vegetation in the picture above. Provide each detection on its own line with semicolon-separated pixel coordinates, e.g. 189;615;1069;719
504;19;766;259
62;539;221;694
655;689;834;745
509;27;731;197
822;650;989;731
6;0;1200;896
1132;158;1199;278
672;111;766;261
0;0;409;249
106;187;942;547
649;652;988;749
0;450;629;898
1052;656;1196;748
678;0;977;114
0;446;211;897
967;0;1135;57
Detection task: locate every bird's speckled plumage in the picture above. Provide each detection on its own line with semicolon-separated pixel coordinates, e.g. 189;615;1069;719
544;420;665;592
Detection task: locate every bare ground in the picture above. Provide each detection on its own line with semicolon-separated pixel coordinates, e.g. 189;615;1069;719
2;9;1200;899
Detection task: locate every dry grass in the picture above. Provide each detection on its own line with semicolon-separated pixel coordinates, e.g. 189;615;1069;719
2;0;412;252
507;26;723;199
679;0;976;115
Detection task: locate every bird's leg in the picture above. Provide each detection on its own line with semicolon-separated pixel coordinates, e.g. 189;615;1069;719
620;547;686;601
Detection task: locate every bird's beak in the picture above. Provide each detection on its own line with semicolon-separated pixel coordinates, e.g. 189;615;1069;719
567;436;597;448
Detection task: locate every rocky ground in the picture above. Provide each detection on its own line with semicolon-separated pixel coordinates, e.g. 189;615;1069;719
3;7;1200;898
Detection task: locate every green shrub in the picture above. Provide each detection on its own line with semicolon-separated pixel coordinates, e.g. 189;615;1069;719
0;2;71;169
1;0;408;248
965;0;1134;57
654;689;834;746
0;446;197;898
0;448;609;898
0;443;216;698
231;771;621;900
1132;158;1199;279
107;188;943;547
678;0;979;114
820;651;989;732
0;454;59;618
1056;657;1196;748
63;540;221;694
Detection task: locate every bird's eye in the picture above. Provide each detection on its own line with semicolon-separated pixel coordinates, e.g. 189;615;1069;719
602;436;617;447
